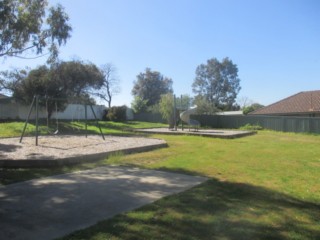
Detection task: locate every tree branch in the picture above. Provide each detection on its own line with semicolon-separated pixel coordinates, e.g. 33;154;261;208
0;44;36;57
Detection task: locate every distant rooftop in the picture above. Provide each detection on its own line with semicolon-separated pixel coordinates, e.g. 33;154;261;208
250;90;320;115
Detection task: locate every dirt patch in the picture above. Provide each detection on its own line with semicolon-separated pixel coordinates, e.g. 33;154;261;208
134;128;256;138
0;135;167;167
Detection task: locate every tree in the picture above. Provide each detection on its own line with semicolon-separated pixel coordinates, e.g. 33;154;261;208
52;60;104;99
193;95;218;114
159;93;174;124
243;103;264;115
0;0;72;63
131;96;148;113
237;96;254;109
192;57;241;111
0;67;28;94
177;94;192;110
132;68;173;107
94;63;120;108
0;60;104;118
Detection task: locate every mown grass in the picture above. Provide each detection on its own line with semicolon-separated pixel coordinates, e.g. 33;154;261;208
1;121;319;239
0;120;165;138
59;130;320;240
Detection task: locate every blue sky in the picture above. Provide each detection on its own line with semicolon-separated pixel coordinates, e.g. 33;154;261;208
2;0;320;107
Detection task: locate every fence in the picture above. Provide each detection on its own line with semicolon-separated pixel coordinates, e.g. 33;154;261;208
134;112;166;123
193;115;320;134
0;102;106;120
132;112;320;134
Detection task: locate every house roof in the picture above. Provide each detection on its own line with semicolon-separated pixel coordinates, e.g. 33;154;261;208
250;90;320;115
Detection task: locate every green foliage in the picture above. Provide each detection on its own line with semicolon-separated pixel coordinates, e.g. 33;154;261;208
0;68;28;94
132;68;173;107
193;95;217;114
192;57;241;110
52;61;104;101
0;121;167;139
1;60;104;118
243;103;264;115
159;93;174;123
1;123;319;239
106;106;127;122
131;96;148;113
180;94;192;109
147;103;160;114
239;123;263;130
0;0;72;63
57;131;320;240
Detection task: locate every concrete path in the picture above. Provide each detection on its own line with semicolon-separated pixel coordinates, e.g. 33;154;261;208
0;166;207;240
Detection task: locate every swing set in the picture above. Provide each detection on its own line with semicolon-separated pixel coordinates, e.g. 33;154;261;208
20;95;105;146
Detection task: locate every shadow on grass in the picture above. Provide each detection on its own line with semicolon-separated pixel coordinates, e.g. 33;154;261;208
60;177;320;240
155;166;208;178
47;121;150;137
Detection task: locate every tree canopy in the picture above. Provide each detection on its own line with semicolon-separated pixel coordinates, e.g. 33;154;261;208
192;57;241;111
132;68;173;107
51;60;104;99
0;0;72;62
243;103;264;115
0;60;104;117
131;96;148;113
159;93;174;124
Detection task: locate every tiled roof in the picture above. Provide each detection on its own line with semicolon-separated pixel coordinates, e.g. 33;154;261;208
250;90;320;115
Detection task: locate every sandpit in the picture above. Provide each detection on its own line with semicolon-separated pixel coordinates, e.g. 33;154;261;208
0;135;167;168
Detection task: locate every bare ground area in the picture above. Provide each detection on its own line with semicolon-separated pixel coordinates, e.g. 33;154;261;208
0;135;167;167
134;128;256;138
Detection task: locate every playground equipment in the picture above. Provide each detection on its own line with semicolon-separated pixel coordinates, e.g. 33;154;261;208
180;106;200;131
170;95;201;131
20;95;105;146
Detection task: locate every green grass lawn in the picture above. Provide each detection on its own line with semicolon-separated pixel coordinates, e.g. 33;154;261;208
0;121;319;239
0;120;165;138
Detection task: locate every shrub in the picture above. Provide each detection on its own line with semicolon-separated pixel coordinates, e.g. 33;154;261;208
101;109;108;121
105;106;127;122
239;123;263;130
131;96;148;113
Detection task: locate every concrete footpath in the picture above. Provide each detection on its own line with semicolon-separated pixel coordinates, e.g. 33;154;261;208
0;166;207;240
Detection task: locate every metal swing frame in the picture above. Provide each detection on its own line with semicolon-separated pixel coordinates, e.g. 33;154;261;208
20;95;105;146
